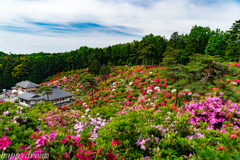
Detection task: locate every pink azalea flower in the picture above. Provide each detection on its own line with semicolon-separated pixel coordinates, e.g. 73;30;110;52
35;135;47;148
0;136;11;151
161;102;166;106
111;139;121;147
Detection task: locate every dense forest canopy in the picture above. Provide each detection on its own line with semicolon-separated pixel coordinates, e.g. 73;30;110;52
0;20;239;90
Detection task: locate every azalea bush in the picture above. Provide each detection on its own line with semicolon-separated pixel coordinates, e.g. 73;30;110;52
1;130;123;160
0;102;39;150
96;107;199;159
40;109;83;131
178;92;240;132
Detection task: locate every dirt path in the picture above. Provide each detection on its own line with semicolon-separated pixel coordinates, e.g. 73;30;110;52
121;79;144;106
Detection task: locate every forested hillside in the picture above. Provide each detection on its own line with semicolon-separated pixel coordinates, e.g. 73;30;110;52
0;20;239;90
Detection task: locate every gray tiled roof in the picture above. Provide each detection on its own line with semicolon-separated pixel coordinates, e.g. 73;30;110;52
16;81;40;88
42;86;74;101
18;92;45;101
18;87;74;101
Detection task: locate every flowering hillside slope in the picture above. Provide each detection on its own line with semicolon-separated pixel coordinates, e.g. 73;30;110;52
1;64;240;159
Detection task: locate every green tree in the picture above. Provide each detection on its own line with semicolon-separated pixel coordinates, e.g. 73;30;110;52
138;39;155;67
11;60;30;80
111;44;120;65
129;40;140;65
179;54;236;97
81;74;98;107
36;85;53;101
162;47;184;106
154;35;168;66
205;29;227;60
181;25;213;64
168;32;179;49
225;19;240;61
100;64;111;87
104;46;111;65
88;59;100;76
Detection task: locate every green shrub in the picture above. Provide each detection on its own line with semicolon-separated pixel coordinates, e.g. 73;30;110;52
148;73;154;77
125;78;129;84
131;91;139;97
167;81;174;85
90;104;121;119
229;82;238;86
166;85;173;90
96;109;195;159
229;97;238;103
236;74;240;80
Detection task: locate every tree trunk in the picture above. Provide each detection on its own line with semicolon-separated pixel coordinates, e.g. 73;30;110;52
105;77;106;87
174;89;178;107
159;59;160;66
136;56;137;65
152;56;153;65
47;94;49;101
145;53;148;68
92;88;95;107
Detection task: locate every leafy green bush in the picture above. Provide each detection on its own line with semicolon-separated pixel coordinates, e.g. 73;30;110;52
90;104;121;119
236;74;240;80
125;78;129;84
96;108;196;159
131;91;139;97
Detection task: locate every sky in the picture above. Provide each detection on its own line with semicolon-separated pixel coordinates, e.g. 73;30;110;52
0;0;240;54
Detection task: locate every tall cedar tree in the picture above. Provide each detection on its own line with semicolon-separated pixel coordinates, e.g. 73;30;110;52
161;46;184;106
225;19;240;61
80;74;98;107
100;64;111;87
88;59;100;77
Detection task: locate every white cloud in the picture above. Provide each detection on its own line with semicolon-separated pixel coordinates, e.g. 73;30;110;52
0;0;239;54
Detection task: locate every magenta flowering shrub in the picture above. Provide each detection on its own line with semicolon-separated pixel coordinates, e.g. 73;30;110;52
40;109;83;130
3;130;123;160
178;92;240;132
74;114;108;140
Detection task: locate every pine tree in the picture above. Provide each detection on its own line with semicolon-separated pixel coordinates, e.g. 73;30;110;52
81;74;98;107
225;19;240;61
88;59;100;76
36;85;53;101
179;54;237;98
100;64;111;87
161;47;185;106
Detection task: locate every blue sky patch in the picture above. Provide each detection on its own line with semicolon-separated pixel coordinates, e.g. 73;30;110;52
0;21;140;37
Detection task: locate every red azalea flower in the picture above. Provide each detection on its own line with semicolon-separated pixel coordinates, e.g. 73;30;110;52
161;102;166;106
183;100;189;104
218;146;226;151
163;84;168;88
111;139;121;147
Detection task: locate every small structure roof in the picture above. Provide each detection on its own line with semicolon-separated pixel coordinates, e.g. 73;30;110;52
16;81;40;88
18;92;45;101
42;86;74;101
